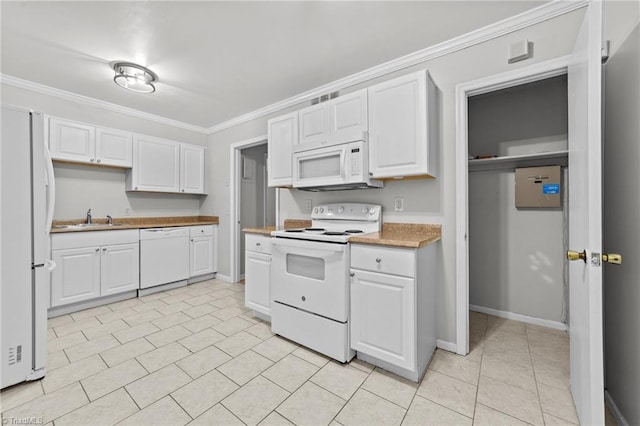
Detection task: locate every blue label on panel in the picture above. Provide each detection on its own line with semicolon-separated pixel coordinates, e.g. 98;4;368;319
542;183;560;194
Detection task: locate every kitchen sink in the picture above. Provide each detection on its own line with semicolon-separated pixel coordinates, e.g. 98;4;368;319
54;223;123;229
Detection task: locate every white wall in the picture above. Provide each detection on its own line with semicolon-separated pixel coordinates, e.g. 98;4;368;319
1;85;209;219
205;9;586;343
603;20;640;426
467;76;567;323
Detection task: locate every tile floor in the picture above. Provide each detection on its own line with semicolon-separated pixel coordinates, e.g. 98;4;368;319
0;279;604;425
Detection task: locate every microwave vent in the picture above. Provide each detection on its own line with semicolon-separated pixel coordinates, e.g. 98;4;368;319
310;91;340;105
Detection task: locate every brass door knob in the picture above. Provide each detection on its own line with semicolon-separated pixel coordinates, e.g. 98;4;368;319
567;250;587;262
602;253;622;265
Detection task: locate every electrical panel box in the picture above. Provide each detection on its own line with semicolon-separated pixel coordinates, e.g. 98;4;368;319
515;166;561;208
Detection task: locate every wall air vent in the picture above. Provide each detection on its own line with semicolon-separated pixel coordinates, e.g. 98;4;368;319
310;91;340;105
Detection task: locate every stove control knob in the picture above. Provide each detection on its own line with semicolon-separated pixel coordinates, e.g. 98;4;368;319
313;208;318;214
338;206;345;213
369;209;376;215
319;208;324;213
362;207;369;214
328;208;333;213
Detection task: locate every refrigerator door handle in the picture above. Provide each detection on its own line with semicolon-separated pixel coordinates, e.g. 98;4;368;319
44;143;55;233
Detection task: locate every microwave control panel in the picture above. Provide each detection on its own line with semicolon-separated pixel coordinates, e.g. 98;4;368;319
350;148;361;176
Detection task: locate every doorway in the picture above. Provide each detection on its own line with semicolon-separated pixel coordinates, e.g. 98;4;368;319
229;136;277;284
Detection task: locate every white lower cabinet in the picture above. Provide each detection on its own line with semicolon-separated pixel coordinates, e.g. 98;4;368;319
100;243;139;296
51;230;139;308
350;269;415;370
350;243;438;382
51;247;101;307
245;234;271;317
189;225;217;278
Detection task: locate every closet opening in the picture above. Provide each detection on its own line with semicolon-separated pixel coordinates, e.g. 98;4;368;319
466;74;571;383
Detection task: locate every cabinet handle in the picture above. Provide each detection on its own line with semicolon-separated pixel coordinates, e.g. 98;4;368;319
97;159;101;163
181;189;185;192
95;248;99;252
256;242;261;246
102;248;107;252
90;158;95;162
135;187;138;190
369;172;373;176
376;258;382;263
350;272;355;277
191;238;194;242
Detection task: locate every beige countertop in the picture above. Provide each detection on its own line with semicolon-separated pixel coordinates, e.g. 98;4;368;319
349;223;442;248
242;219;312;235
51;216;219;233
243;221;441;248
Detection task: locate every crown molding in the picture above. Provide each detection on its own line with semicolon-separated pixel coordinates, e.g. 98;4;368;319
0;74;209;134
206;0;589;134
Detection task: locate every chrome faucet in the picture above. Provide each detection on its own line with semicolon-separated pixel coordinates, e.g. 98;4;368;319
106;215;113;225
86;209;92;224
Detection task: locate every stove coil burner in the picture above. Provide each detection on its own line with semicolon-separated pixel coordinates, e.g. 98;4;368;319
345;230;364;234
323;231;348;236
304;228;326;234
285;229;304;233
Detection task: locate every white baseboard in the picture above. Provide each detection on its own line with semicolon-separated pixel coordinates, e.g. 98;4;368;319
215;273;233;283
605;390;630;426
436;339;457;353
470;304;568;331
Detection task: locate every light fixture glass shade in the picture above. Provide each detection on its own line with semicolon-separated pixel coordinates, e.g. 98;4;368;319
112;62;158;93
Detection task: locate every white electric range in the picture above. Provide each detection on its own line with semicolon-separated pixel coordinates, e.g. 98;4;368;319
270;203;381;362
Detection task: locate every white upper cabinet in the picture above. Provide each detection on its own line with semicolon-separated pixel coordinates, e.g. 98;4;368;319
129;135;181;193
95;127;133;167
127;135;205;194
368;70;438;178
298;89;368;148
268;111;298;187
180;144;205;194
49;118;95;163
49;118;133;167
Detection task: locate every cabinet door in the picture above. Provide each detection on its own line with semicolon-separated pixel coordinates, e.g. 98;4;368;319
51;247;101;307
49;118;95;163
131;135;180;192
245;251;271;316
350;269;415;370
267;112;298;187
368;70;431;178
299;103;329;145
96;127;133;167
190;236;214;277
101;243;139;296
180;144;205;194
329;90;368;144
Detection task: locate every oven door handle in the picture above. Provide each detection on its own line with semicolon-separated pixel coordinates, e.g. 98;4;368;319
271;239;345;254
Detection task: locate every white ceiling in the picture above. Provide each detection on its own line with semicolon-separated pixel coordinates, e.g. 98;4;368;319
1;1;547;129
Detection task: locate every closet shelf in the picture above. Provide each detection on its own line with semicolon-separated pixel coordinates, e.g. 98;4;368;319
468;150;568;172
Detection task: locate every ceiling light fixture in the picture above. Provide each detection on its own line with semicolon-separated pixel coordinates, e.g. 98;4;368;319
112;61;158;94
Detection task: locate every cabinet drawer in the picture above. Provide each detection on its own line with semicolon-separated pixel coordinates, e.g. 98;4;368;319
52;229;140;250
245;234;271;254
190;225;214;237
351;244;415;278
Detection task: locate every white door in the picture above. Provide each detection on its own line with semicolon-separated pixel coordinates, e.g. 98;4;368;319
350;269;415;370
190;236;214;277
131;135;180;192
245;251;271;316
299;104;328;145
267;112;298;187
180;144;205;194
51;247;100;307
329;90;368;144
567;3;604;424
95;127;133;167
49;118;95;163
101;243;139;296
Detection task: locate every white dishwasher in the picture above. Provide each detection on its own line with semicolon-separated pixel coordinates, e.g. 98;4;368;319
140;227;190;289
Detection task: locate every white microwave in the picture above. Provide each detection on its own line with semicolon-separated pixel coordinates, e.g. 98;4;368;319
292;140;383;191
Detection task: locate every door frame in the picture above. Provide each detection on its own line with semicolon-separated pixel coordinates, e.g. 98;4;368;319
229;135;278;283
454;56;570;355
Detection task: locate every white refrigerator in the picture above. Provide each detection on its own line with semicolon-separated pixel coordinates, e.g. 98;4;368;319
1;105;55;389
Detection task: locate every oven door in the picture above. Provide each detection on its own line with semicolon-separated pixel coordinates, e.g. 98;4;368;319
292;144;348;188
271;237;349;322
